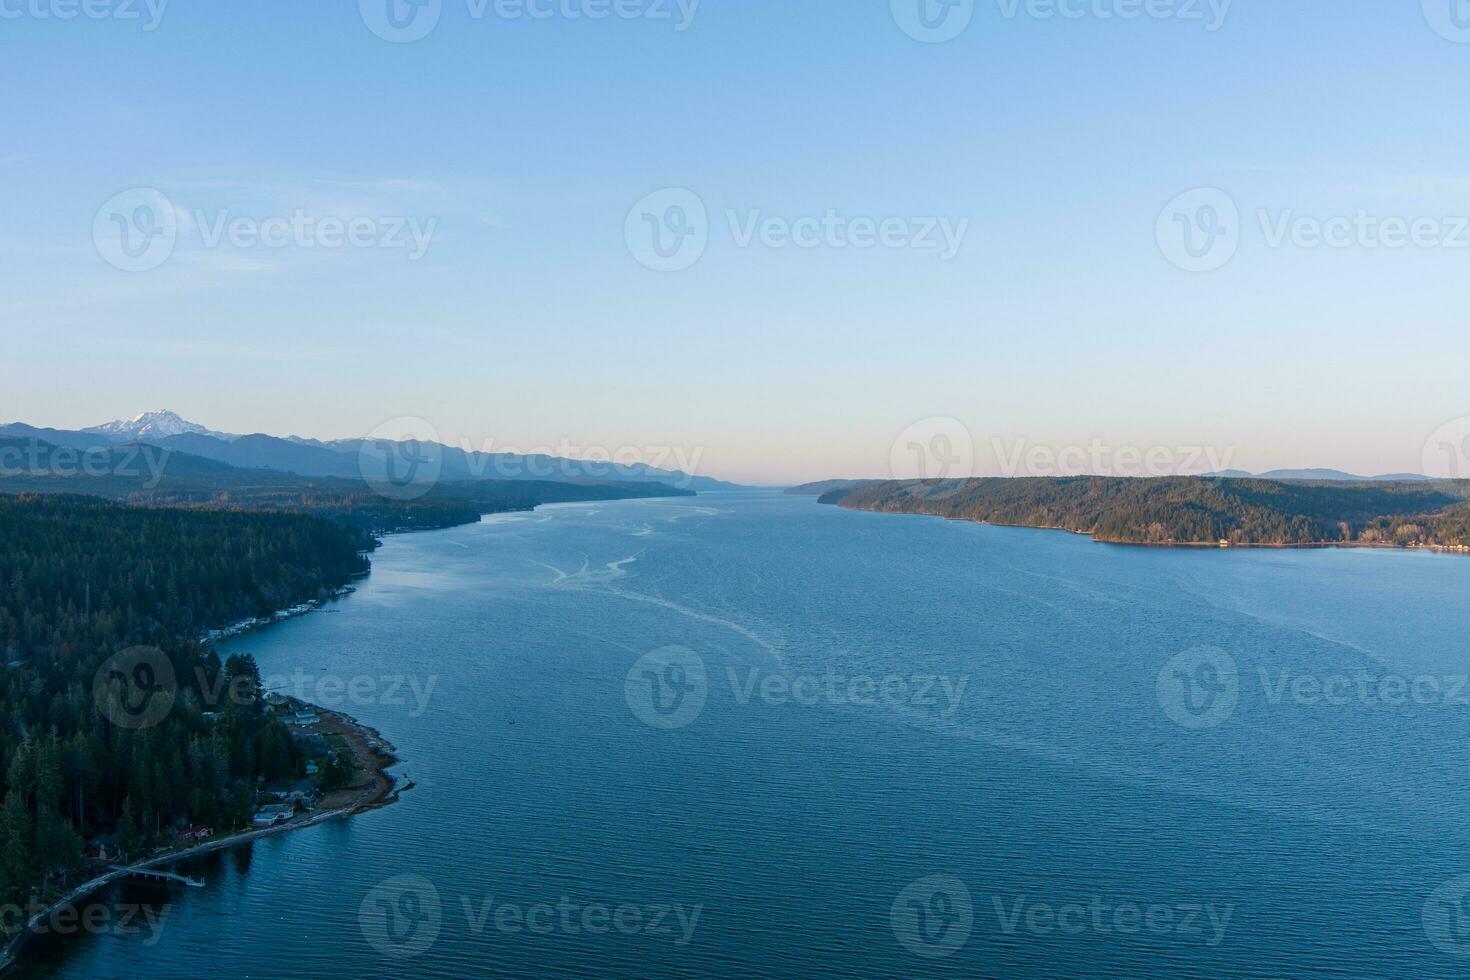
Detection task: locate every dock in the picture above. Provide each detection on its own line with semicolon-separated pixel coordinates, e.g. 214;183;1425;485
108;866;204;888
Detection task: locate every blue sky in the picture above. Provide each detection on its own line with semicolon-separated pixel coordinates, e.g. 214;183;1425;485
4;0;1470;484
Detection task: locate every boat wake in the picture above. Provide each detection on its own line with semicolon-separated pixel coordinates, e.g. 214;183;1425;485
600;586;787;669
531;553;641;584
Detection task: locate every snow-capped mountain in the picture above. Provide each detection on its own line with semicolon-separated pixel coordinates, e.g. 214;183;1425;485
15;411;739;489
85;410;237;442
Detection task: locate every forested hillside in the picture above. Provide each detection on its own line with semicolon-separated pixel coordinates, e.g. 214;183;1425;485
0;494;370;911
824;477;1470;548
0;436;695;534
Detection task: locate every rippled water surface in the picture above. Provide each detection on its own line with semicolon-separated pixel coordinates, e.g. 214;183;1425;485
18;492;1470;977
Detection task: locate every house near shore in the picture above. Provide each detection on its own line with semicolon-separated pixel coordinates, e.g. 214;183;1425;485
262;780;322;808
176;824;212;843
252;804;294;828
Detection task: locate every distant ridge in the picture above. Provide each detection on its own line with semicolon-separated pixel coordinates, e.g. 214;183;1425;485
1255;468;1430;482
9;411;743;491
1211;468;1431;483
792;471;1433;492
0;434;697;535
784;479;868;496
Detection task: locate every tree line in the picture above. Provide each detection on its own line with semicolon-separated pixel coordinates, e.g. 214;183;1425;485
0;494;369;911
825;476;1470;547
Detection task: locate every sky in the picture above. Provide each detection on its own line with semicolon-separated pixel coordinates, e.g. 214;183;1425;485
4;0;1470;485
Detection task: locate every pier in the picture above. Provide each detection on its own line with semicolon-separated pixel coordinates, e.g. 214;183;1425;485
109;866;204;888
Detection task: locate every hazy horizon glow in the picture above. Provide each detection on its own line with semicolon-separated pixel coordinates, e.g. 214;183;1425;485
6;2;1470;485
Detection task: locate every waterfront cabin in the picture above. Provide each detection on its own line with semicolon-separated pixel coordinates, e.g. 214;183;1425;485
252;804;294;828
263;780;322;808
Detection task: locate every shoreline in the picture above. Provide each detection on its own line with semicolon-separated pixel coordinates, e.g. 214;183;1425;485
0;704;402;975
198;584;358;646
0;506;459;973
843;505;1470;555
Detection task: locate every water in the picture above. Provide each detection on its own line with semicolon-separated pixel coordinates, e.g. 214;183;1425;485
18;491;1470;978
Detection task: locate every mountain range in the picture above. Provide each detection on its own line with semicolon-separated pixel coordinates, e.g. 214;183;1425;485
4;411;740;491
